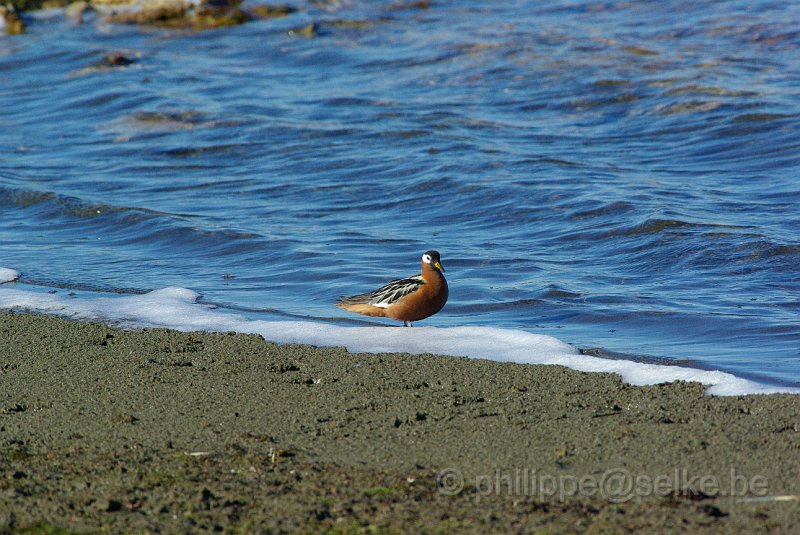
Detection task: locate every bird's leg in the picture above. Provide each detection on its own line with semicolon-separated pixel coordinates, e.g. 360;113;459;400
404;321;413;327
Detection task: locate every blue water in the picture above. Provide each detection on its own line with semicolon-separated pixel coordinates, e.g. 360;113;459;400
1;0;799;386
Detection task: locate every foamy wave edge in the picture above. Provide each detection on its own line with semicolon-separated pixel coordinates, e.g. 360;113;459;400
0;269;795;397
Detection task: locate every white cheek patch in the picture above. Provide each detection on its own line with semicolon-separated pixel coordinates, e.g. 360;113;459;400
422;254;431;263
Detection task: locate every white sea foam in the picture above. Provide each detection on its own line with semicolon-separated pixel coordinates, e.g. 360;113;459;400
0;269;795;396
0;268;20;283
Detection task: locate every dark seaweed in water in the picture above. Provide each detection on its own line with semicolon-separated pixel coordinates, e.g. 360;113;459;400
0;0;799;385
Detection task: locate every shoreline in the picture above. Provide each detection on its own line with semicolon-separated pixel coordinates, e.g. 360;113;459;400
1;280;792;397
1;311;799;532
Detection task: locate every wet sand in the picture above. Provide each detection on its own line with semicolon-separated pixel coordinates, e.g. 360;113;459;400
1;312;798;533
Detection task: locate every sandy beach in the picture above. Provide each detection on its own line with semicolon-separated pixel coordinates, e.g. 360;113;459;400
0;311;798;533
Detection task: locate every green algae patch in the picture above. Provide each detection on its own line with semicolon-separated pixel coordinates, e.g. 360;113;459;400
287;21;317;37
327;18;389;29
248;2;294;18
70;51;139;76
623;45;659;55
387;0;430;10
733;113;797;123
188;4;251;29
664;85;758;97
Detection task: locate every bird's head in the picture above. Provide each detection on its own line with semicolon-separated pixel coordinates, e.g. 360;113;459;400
422;250;445;272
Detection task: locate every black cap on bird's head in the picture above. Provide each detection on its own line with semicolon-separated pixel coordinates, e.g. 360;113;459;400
422;250;445;272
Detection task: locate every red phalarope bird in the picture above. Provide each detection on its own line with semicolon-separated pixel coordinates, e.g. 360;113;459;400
336;250;448;327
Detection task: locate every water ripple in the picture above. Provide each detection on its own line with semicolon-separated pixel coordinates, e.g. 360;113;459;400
1;0;799;385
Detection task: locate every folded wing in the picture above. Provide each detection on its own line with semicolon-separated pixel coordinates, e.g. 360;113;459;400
338;275;425;308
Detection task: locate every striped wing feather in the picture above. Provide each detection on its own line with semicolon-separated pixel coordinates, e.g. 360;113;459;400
339;275;425;307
